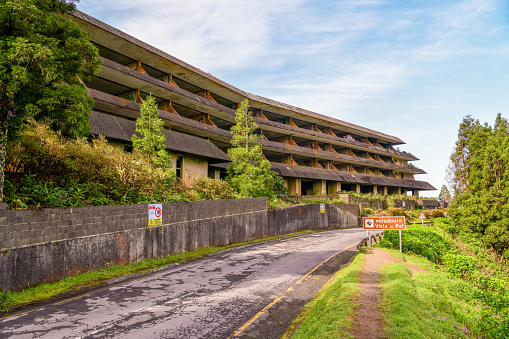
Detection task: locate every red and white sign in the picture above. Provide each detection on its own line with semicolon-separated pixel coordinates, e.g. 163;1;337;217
419;213;426;219
148;204;163;227
363;216;406;230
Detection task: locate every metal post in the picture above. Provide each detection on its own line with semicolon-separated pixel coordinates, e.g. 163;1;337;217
399;230;402;252
368;230;372;247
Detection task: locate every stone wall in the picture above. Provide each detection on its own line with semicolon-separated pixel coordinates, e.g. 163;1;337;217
0;200;358;291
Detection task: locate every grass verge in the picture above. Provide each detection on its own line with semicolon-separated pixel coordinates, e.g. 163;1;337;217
282;252;365;339
380;258;480;338
0;230;313;314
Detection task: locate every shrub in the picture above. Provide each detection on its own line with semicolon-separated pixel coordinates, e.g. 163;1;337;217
443;253;476;279
380;225;455;263
361;207;374;215
387;207;407;217
191;177;234;200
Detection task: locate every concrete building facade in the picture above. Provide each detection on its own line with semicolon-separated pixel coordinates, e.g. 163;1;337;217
72;11;435;196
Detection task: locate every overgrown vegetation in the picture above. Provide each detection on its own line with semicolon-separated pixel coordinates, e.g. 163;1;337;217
4;122;235;208
0;0;101;200
447;114;509;258
380;219;509;337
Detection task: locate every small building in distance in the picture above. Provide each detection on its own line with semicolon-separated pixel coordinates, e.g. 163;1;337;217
71;11;435;196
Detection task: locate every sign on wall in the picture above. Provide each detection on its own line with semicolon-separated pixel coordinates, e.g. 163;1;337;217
362;216;406;230
148;204;162;227
320;203;325;213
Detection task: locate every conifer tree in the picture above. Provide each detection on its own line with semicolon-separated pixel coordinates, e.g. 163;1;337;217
438;185;451;204
447;114;509;257
226;99;274;198
131;94;172;170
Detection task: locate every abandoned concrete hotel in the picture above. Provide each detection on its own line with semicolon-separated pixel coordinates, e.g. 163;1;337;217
71;11;435;197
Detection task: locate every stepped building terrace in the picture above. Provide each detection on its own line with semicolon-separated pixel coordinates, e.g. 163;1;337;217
71;11;435;197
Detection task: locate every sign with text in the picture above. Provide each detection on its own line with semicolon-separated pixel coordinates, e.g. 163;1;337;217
320;203;325;213
148;204;162;227
363;216;406;230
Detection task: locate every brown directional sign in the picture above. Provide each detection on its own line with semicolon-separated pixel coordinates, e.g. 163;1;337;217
363;216;406;230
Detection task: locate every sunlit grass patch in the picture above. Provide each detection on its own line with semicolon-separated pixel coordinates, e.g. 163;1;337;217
380;262;480;338
283;252;365;339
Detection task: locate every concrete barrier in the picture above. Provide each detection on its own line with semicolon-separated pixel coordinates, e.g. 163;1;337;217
0;200;358;291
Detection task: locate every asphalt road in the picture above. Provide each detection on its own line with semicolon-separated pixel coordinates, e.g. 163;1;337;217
0;228;368;339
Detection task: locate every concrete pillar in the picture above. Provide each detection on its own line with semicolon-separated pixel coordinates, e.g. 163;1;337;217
414;190;419;198
373;185;378;195
356;184;361;194
396;187;401;195
328;181;340;195
214;168;221;180
288;178;301;196
383;186;388;195
313;180;327;195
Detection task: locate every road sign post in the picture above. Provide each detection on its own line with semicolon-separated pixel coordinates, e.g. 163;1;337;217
419;212;426;225
363;216;406;252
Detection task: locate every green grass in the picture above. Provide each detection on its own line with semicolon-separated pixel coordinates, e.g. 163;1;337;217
380;260;480;338
282;252;365;339
0;230;313;314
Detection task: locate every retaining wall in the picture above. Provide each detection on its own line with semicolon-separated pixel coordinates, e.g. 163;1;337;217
0;200;358;291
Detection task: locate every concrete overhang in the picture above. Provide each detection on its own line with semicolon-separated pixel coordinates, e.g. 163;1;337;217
258;140;425;174
89;111;230;163
88;89;232;146
72;11;406;145
256;119;419;161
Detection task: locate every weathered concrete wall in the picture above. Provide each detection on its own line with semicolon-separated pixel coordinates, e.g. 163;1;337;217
182;155;208;185
0;201;358;291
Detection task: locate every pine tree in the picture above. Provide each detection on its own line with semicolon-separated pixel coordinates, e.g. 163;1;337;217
226;99;274;198
438;185;451;204
131;94;172;170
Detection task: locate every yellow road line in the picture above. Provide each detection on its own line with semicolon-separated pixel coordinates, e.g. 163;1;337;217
53;293;91;305
229;296;283;337
0;307;45;322
286;287;293;292
296;243;356;285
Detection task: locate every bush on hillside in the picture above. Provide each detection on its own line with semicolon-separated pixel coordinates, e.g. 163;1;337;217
380;224;455;263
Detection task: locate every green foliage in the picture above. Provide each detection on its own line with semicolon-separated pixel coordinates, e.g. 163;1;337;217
477;291;509;338
380;263;479;338
447;114;509;255
191;177;234;200
5;121;180;207
300;197;345;204
361;207;374;215
270;171;288;197
226;99;274;198
380;225;455;263
443;253;476;279
0;0;101;199
131;94;172;171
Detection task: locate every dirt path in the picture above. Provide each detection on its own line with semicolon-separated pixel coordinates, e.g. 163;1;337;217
348;248;402;339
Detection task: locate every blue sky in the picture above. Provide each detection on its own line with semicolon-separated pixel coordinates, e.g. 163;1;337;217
78;0;509;197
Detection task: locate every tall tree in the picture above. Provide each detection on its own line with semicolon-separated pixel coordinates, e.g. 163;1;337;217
447;114;509;257
438;184;451;204
0;0;101;200
131;94;172;170
226;99;274;198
